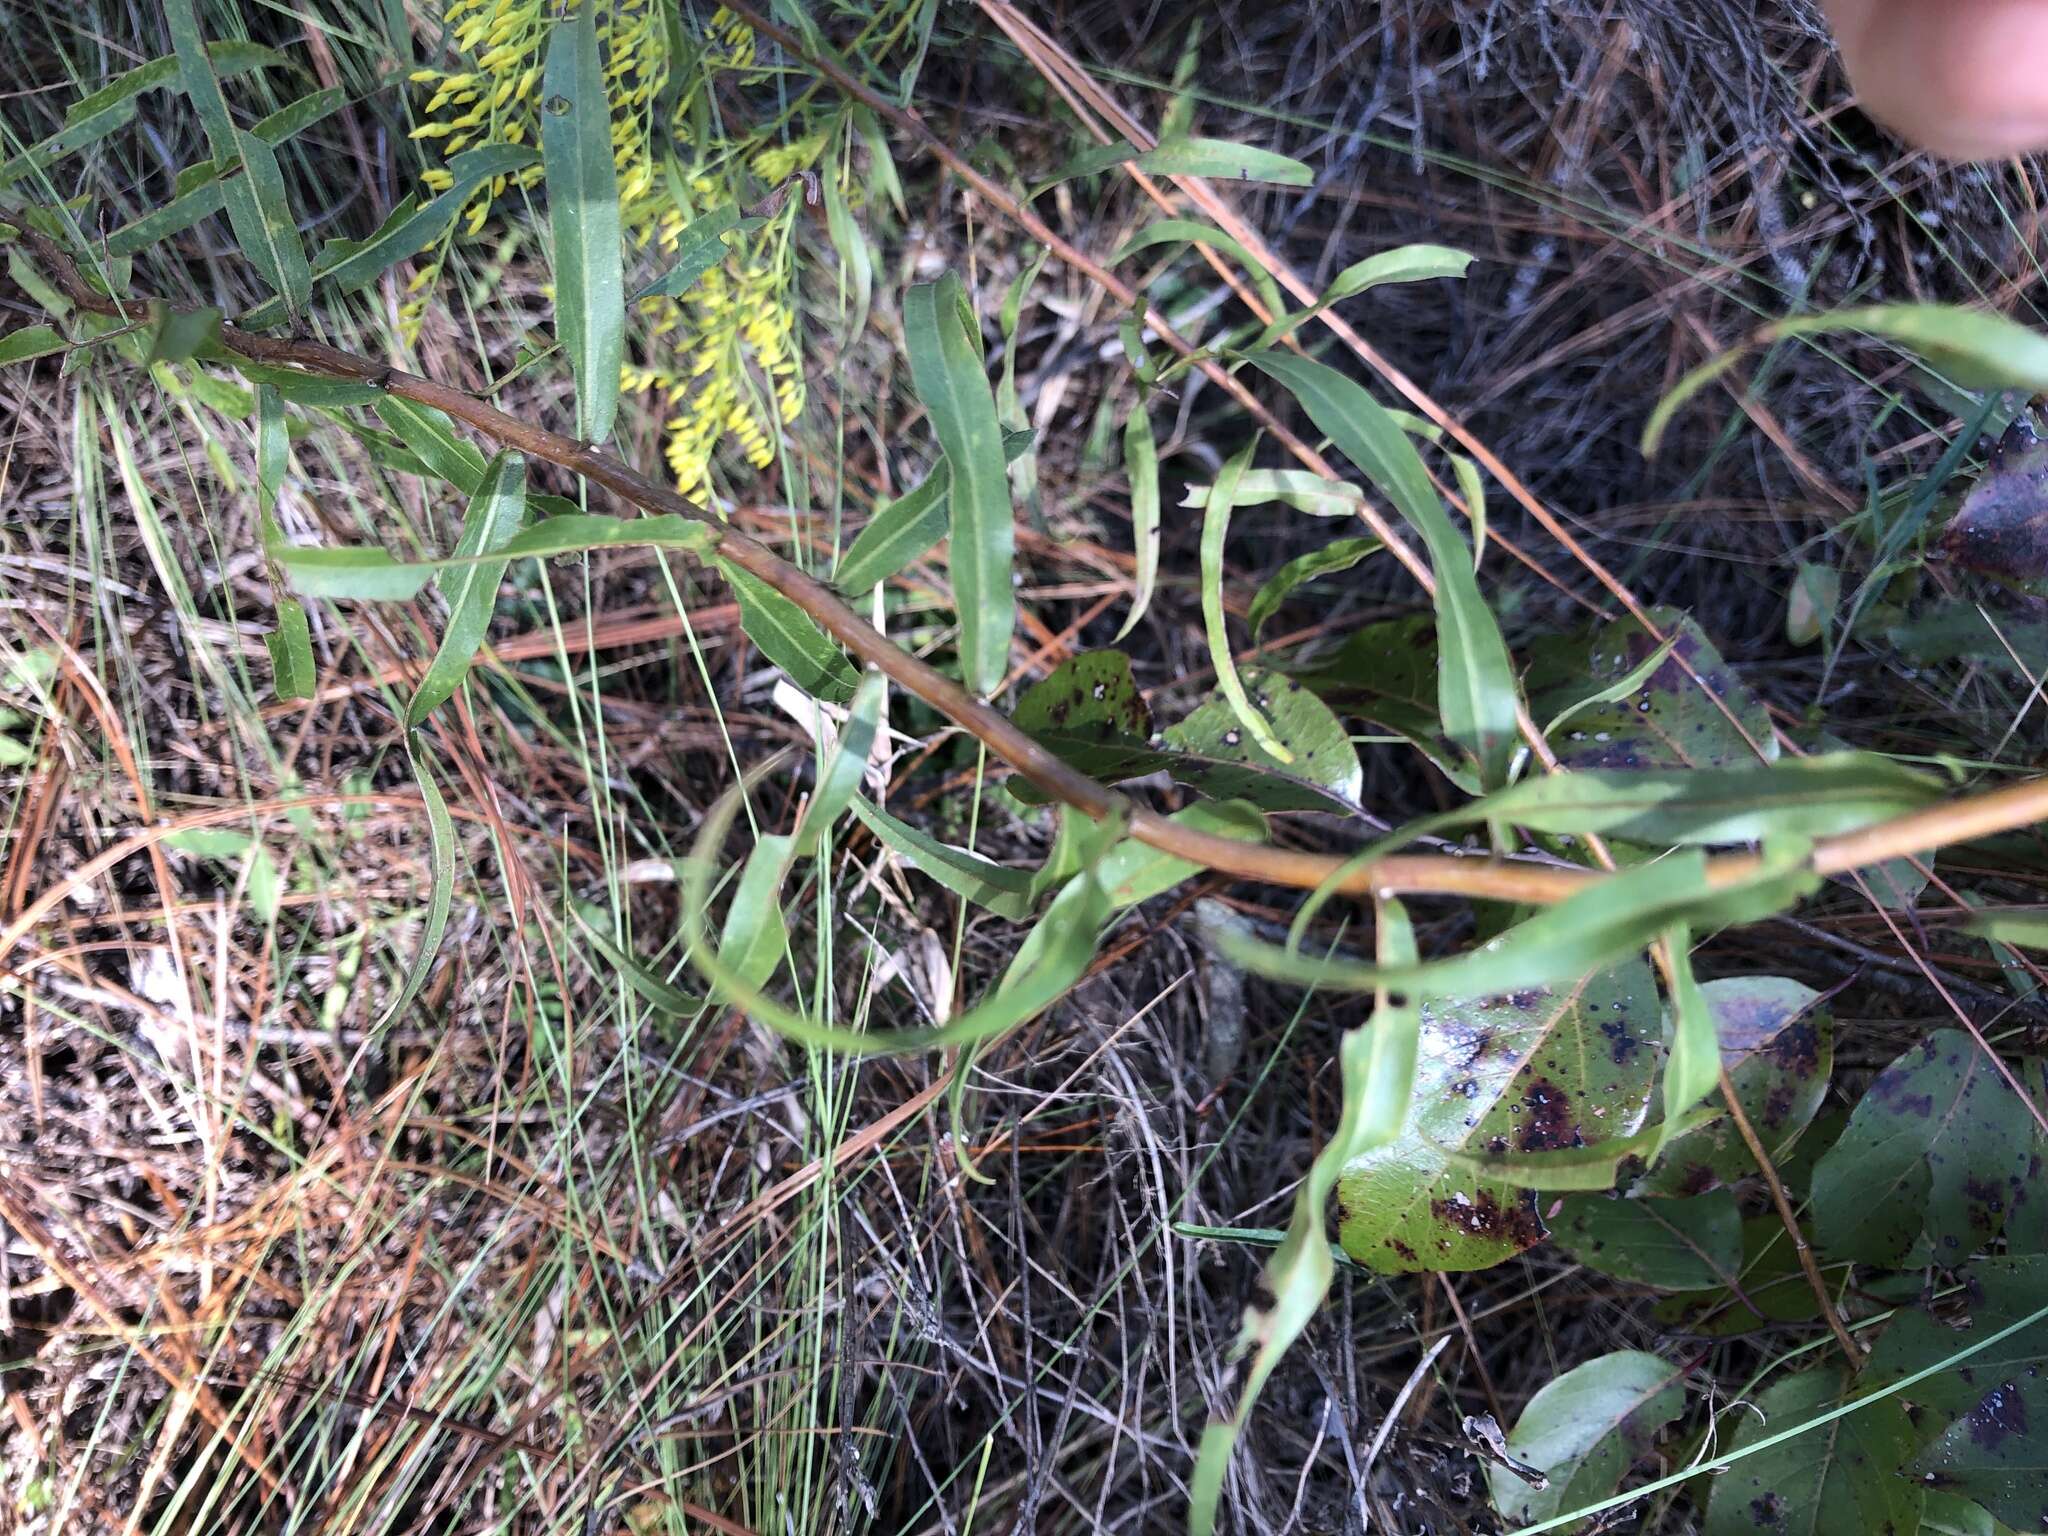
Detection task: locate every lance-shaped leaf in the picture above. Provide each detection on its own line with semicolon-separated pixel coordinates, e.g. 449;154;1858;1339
719;558;860;704
1115;402;1162;640
541;4;624;444
1250;353;1520;784
833;428;1033;596
165;0;310;321
904;276;1013;696
1199;442;1291;761
406;451;527;727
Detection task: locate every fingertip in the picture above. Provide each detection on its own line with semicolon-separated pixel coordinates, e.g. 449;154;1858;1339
1828;0;2048;160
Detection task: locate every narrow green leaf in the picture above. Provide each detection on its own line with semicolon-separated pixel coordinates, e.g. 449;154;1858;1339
795;674;883;856
851;796;1037;920
0;100;136;190
1180;467;1363;518
64;40;290;127
1655;925;1719;1158
143;301;221;365
821;167;872;343
278;512;719;600
718;557;860;704
1112;218;1283;318
375;397;487;493
1135;135;1313;186
1247;536;1381;637
1199;441;1291;762
306;144;540;297
1114;402;1161;641
265;601;316;701
541;4;624;443
230;362;386;408
904;276;1014;696
166;0;310;321
718;834;795;996
1190;900;1420;1536
1250;352;1521;784
833;430;1033;596
379;744;457;1031
165;827;253;858
1640;348;1747;457
572;905;704;1016
406;451;527;727
1253;243;1473;350
0;326;66;366
630;205;760;301
244;844;283;924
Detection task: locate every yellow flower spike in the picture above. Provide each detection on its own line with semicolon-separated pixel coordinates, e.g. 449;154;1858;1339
465;201;488;235
410;121;454;139
410;68;442;83
421;169;455;192
503;120;527;144
445;132;470;153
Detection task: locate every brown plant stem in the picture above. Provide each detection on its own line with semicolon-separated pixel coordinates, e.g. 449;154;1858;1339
11;219;2048;913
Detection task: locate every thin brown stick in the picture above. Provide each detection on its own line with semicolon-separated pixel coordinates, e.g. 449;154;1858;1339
12;220;2048;916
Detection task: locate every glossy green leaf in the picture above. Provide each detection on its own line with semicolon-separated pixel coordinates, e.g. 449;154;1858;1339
541;4;624;443
375;397;487;493
166;0;310;321
1526;607;1777;770
1112;218;1283;317
1192;902;1419;1533
719;558;859;705
1164;665;1362;807
572;905;704;1016
1703;1368;1922;1536
1009;649;1158;788
379;744;456;1030
1114;402;1162;640
1336;957;1662;1273
311;144;540;296
1250;352;1520;784
1656;924;1720;1156
717;833;795;997
143;301;221;366
266;601;316;701
1486;1351;1687;1532
230;362;386;408
904;276;1013;695
405;451;526;727
1812;1030;2041;1265
795;674;882;856
1222;844;1819;1001
279;512;718;600
0;326;65;366
1638;977;1833;1197
1247;537;1382;638
1179;467;1364;518
1649;1214;1834;1337
1551;1188;1742;1290
1288;613;1477;791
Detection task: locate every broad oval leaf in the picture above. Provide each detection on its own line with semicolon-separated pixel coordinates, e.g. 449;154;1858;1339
1812;1030;2040;1265
406;450;527;727
1638;976;1833;1197
1551;1188;1742;1290
541;4;624;444
1485;1350;1687;1532
1336;957;1662;1273
1703;1368;1922;1536
0;326;66;366
1526;607;1776;770
904;276;1014;696
1163;666;1363;808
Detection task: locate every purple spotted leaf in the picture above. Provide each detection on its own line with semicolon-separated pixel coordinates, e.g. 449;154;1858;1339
1865;1257;2048;1532
1703;1366;1922;1536
1637;977;1834;1198
1527;607;1775;771
1811;1031;2039;1266
1336;958;1661;1274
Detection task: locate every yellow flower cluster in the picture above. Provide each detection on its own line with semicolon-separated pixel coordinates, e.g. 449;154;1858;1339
402;0;805;502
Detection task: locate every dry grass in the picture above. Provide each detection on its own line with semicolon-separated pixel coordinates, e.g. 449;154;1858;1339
4;3;2048;1534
